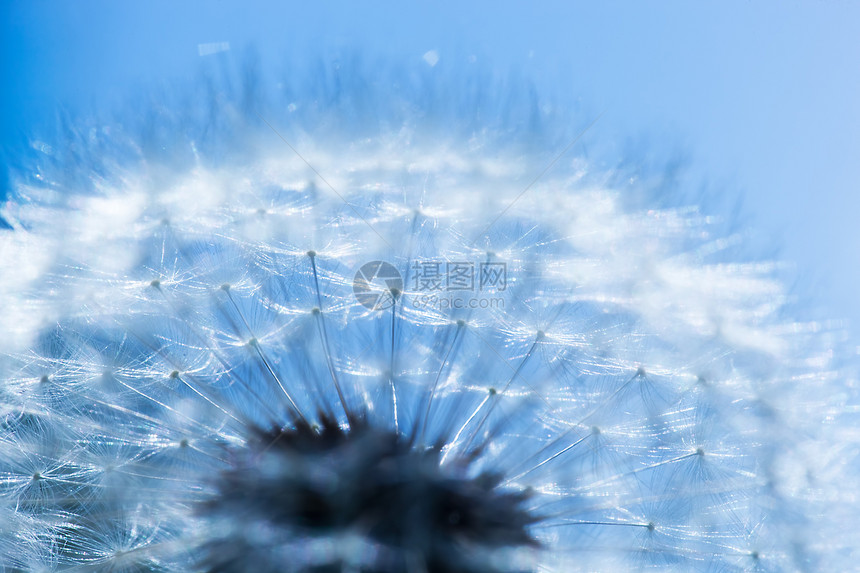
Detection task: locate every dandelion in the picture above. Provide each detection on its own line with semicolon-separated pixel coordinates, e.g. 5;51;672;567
0;57;856;571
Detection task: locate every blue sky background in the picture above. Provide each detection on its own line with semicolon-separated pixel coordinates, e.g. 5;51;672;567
2;1;859;340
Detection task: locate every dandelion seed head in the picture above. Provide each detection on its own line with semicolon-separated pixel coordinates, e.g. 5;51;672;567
0;56;857;571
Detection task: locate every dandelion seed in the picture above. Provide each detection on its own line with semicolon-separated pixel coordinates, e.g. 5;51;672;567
0;57;857;572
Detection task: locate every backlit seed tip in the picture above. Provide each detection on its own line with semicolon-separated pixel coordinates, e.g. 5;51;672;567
636;366;647;377
150;279;161;289
220;283;230;292
306;250;316;258
311;307;321;315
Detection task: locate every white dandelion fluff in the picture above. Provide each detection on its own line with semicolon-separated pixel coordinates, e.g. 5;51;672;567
0;56;857;572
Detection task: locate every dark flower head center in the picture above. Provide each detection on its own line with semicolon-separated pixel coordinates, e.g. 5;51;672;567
202;415;539;572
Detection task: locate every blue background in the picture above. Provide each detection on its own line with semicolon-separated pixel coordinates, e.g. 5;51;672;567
3;1;859;340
